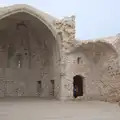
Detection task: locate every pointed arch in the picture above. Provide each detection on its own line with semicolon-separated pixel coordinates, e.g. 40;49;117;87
0;4;59;43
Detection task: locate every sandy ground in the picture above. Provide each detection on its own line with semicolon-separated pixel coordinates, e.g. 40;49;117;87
0;98;119;120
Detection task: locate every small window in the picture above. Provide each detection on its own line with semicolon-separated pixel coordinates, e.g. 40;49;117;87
37;81;42;95
16;53;22;68
77;57;81;64
25;53;28;55
50;80;55;96
37;81;42;88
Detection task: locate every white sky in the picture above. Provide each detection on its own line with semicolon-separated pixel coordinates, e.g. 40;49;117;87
0;0;120;40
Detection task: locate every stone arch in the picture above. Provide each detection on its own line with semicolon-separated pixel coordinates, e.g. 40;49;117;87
0;5;62;61
0;4;58;40
0;5;62;98
0;5;62;63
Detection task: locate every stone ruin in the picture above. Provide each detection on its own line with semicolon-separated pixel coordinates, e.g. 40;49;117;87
0;4;119;102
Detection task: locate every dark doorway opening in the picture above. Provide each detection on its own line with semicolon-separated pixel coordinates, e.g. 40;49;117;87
73;75;84;98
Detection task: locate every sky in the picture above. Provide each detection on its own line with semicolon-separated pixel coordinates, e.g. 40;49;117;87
0;0;120;40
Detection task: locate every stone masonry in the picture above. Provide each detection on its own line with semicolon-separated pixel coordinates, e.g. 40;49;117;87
0;4;119;102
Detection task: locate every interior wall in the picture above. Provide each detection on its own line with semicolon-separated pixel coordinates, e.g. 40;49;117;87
0;12;61;98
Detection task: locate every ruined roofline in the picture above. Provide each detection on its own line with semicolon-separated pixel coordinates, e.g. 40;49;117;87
66;35;119;55
74;34;119;47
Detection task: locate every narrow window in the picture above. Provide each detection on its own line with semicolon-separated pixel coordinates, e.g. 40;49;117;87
16;53;22;68
37;81;42;95
50;80;55;96
77;57;81;64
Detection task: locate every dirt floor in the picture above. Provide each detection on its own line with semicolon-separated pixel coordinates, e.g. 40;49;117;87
0;98;120;120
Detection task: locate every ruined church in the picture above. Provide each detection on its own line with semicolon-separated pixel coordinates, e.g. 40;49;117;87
0;4;120;102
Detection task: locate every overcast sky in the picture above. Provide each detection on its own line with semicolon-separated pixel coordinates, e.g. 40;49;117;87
0;0;120;40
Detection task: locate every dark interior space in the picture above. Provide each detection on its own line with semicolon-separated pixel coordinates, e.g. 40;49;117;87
73;75;84;98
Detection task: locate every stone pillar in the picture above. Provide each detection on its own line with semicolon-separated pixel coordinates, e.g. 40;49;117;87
53;16;76;100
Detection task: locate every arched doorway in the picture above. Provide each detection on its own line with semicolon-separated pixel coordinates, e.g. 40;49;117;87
73;75;84;98
0;10;61;98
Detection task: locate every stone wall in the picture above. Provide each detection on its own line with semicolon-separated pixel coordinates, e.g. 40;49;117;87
63;40;120;101
99;54;120;102
53;16;76;100
62;52;90;99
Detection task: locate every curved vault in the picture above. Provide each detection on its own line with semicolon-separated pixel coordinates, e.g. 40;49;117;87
0;4;58;39
64;41;118;99
0;7;61;98
69;41;118;65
